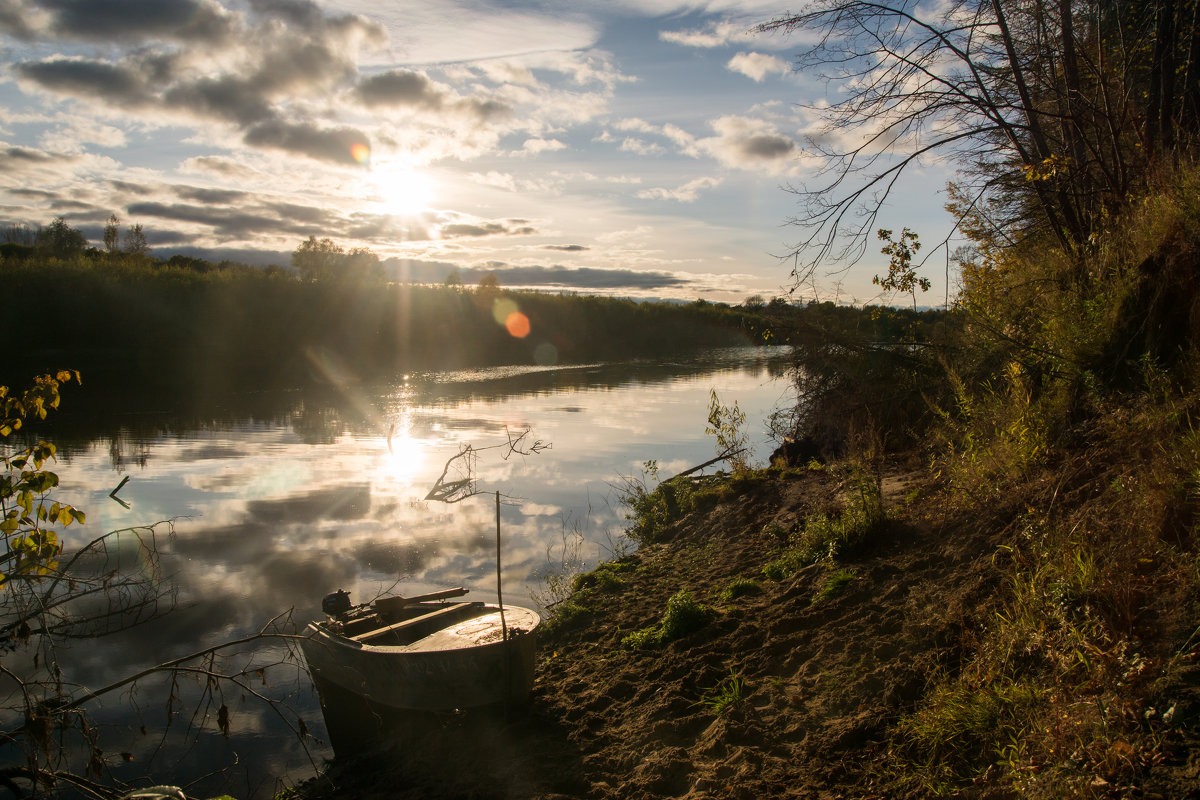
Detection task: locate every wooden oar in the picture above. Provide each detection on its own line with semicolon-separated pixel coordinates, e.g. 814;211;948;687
373;587;469;616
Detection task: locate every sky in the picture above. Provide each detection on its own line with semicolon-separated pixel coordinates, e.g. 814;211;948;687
0;0;960;304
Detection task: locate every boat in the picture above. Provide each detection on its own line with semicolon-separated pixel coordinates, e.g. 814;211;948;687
300;587;541;713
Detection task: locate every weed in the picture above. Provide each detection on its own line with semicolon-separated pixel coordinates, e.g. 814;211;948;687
620;627;661;649
721;577;761;602
699;668;746;716
572;559;635;593
661;589;713;640
706;389;750;473
616;467;733;544
530;516;586;611
762;465;885;580
621;588;714;649
812;568;856;603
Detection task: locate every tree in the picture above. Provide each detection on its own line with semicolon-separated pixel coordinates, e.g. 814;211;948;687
103;214;120;254
35;217;86;259
344;246;384;283
444;268;462;287
2;224;37;246
123;222;149;257
758;1;1200;282
477;272;500;294
292;236;344;282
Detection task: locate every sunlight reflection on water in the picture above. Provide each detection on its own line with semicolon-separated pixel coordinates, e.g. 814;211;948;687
26;347;793;797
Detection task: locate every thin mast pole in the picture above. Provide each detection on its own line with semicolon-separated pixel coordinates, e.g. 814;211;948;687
496;490;507;640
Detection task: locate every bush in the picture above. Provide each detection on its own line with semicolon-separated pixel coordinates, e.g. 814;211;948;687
621;588;714;649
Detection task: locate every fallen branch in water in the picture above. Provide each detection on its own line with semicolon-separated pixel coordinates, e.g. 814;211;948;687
424;426;550;503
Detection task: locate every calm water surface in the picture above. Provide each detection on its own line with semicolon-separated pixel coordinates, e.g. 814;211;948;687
9;347;793;798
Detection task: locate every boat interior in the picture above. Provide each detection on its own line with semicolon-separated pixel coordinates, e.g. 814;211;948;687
337;601;490;646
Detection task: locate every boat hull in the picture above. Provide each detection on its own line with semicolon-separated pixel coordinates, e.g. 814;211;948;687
300;604;540;712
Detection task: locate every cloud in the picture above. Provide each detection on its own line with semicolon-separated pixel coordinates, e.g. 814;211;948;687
381;259;691;291
543;244;588;252
694;115;798;173
477;264;689;290
659;19;757;48
177;156;275;187
727;52;789;82
521;138;566;155
14;57;151;105
126;201;312;239
9;0;385;166
242;120;370;166
619;137;664;156
174;185;250;205
3;0;236;43
439;219;537;238
608;114;798;174
357;69;443;108
0;144;58;166
636;176;724;203
356;69;513;124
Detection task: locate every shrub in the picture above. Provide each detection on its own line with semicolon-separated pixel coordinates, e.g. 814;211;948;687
720;577;761;601
621;588;714;649
661;589;712;639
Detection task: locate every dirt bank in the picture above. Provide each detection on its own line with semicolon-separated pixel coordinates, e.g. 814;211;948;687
296;463;1019;799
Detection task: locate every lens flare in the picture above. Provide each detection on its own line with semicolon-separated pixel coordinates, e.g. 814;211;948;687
351;143;371;165
505;312;531;339
492;297;518;326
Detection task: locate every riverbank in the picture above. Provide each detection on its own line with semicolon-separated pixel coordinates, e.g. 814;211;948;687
294;438;1200;799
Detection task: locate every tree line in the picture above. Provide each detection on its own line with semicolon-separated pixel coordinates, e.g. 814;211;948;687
0;234;792;393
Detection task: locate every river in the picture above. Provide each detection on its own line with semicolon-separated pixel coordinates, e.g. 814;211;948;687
2;346;794;798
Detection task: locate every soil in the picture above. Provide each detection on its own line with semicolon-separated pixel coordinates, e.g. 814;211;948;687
295;462;1021;800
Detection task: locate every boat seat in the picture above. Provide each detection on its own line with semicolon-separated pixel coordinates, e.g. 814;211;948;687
350;602;478;643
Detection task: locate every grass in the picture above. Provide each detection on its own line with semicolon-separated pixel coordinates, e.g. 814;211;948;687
698;668;746;716
720;577;761;602
621;589;714;649
812;568;856;603
762;463;884;580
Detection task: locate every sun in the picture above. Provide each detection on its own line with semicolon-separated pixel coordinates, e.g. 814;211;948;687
371;163;435;217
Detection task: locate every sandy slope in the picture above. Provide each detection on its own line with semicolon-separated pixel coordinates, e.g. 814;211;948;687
297;464;1026;799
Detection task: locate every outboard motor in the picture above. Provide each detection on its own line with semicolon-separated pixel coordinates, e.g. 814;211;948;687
321;589;352;617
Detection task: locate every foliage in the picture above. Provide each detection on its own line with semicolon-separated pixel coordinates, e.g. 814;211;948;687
35;217;87;259
705;389;749;473
763;464;884;580
698;668;745;716
0;247;761;392
1;372;85;587
719;577;760;602
874;227;929;310
621;589;714;649
760;1;1200;278
811;567;855;604
615;464;729;545
292;236;382;284
103;214;120;254
124;222;149;257
769;301;957;455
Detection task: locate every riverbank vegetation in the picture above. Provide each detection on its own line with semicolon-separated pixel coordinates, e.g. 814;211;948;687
520;0;1200;795
0;244;768;393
